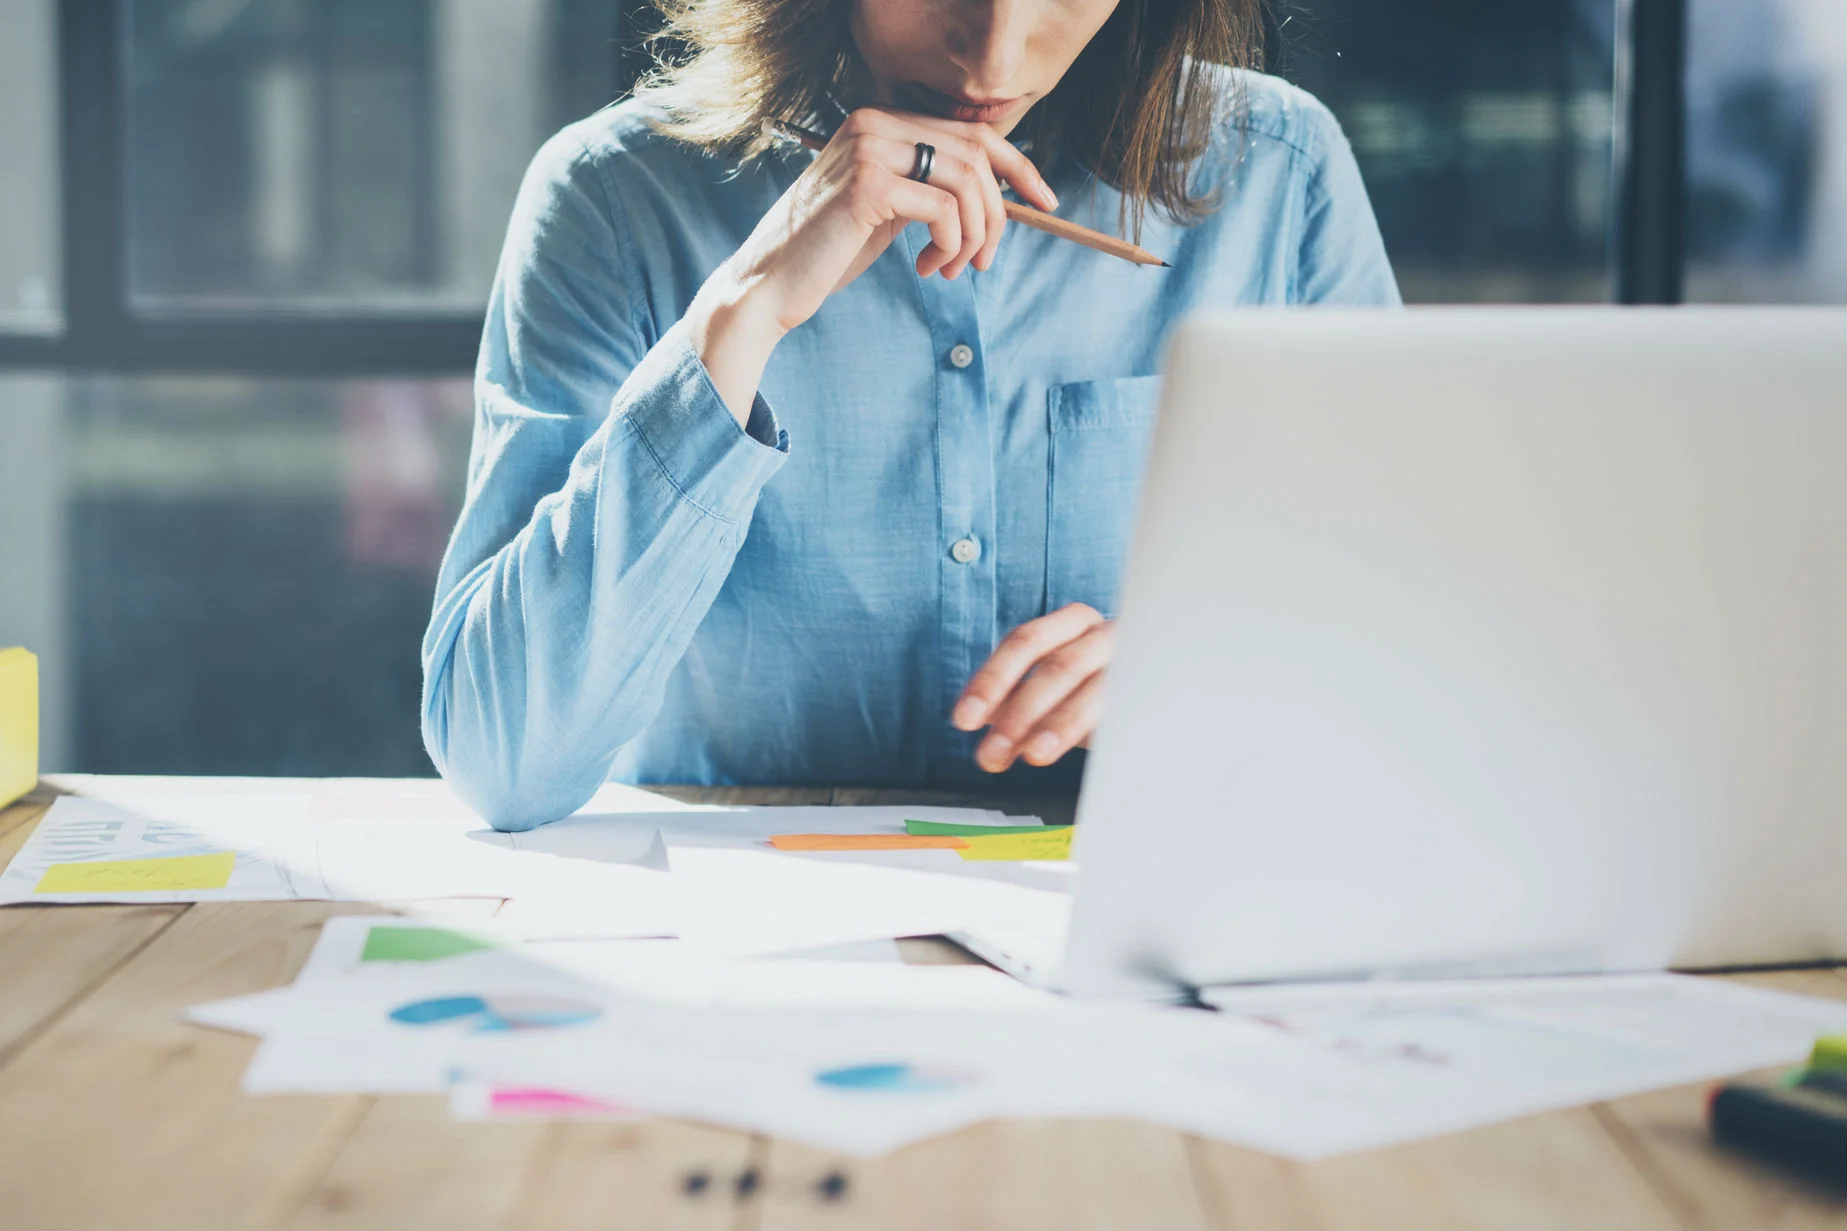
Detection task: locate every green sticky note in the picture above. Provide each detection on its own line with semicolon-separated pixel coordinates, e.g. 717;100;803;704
1813;1035;1847;1076
905;820;1061;837
35;852;236;893
361;926;497;963
955;828;1075;862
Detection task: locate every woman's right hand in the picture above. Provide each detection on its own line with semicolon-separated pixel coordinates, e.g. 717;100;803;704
686;108;1060;424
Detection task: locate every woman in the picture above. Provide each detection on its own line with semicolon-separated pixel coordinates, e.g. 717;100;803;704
421;0;1399;831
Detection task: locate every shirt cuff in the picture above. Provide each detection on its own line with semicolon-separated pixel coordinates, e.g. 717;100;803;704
617;318;790;522
742;394;780;449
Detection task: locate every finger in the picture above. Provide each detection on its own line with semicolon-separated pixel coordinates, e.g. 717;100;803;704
845;112;1027;266
877;172;962;277
1016;671;1107;767
954;604;1104;732
981;621;1114;748
975;645;1108;775
902;113;1059;213
907;147;987;278
836;130;966;274
850;126;989;278
910;134;995;276
938;152;997;277
968;141;1008;271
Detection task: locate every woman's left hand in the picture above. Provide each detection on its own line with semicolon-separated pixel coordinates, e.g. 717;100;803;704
952;604;1114;773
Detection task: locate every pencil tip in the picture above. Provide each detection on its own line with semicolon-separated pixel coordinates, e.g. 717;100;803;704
1157;260;1172;268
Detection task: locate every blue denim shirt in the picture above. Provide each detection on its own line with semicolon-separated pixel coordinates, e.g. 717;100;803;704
422;71;1400;831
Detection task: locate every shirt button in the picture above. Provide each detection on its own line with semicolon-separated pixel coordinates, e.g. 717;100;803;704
950;537;981;565
948;343;975;370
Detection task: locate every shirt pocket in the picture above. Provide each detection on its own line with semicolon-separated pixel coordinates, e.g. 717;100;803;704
1045;375;1164;618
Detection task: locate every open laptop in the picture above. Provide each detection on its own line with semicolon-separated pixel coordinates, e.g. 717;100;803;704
955;308;1847;998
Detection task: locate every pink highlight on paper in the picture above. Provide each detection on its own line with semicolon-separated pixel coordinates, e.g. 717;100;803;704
486;1086;638;1119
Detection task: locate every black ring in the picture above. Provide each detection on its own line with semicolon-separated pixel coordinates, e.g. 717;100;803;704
909;141;936;184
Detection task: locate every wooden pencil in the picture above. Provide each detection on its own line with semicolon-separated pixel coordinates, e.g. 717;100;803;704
767;119;1171;268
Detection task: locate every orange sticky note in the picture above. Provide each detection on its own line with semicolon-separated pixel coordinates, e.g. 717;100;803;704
34;852;237;893
769;834;969;852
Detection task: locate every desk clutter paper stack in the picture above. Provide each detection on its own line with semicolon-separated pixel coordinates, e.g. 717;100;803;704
186;915;1847;1158
8;785;1847;1158
0;786;1072;954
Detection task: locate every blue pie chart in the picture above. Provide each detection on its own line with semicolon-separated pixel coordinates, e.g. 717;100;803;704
388;994;601;1032
815;1063;977;1093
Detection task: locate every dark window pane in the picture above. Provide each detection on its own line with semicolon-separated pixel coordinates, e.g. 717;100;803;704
0;374;474;775
0;0;62;334
1272;1;1619;303
1686;0;1847;303
0;377;68;766
125;0;620;316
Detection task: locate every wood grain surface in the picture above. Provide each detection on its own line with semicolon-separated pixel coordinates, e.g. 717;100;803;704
0;781;1842;1230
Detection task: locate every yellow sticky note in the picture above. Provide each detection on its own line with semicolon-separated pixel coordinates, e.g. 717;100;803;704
35;852;237;894
955;828;1075;862
0;647;37;810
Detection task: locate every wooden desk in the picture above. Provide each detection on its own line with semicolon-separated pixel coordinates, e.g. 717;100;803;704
0;779;1842;1230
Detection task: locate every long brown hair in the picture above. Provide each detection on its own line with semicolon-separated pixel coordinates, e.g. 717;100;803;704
634;0;1268;239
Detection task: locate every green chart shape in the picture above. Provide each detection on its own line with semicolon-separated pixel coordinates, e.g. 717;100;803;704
361;926;497;963
904;820;1068;837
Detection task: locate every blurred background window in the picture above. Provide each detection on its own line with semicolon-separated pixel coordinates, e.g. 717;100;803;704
125;0;620;314
65;374;474;774
0;0;62;334
1271;0;1620;303
1;372;477;776
3;0;622;775
0;0;1840;779
1685;0;1847;303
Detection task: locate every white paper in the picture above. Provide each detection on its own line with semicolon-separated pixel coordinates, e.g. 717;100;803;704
574;806;1073;897
193;939;1065;1126
0;783;707;907
190;940;1056;1038
192;913;1847;1159
754;846;1077;894
573;973;1844;1159
947;896;1076;988
482;804;1069;950
187;938;1106;1152
247;917;632;1094
765;939;906;963
1164;973;1847;1158
0;794;326;904
301;783;696;907
545;1007;1137;1155
290;914;538;981
306;820;687;928
658;846;1072;956
244;1036;458;1095
499;806;1035;859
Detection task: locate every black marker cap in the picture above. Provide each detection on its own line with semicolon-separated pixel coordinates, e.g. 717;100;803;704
1710;1080;1847;1187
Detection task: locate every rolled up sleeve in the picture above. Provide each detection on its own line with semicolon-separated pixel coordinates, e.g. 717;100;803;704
420;130;788;832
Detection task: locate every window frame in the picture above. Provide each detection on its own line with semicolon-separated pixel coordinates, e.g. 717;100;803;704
0;0;1687;376
1618;0;1689;304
